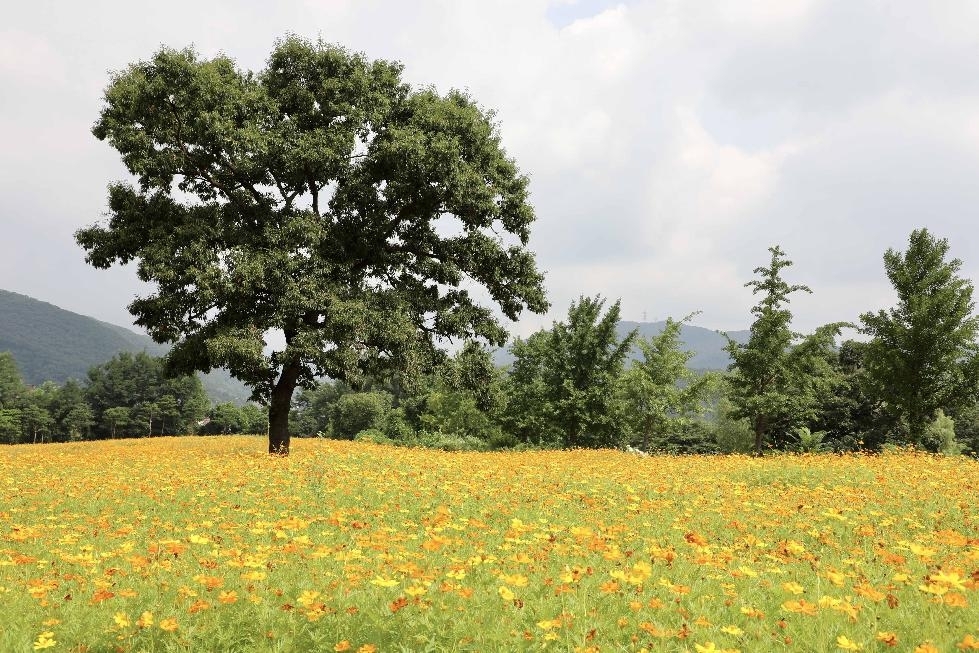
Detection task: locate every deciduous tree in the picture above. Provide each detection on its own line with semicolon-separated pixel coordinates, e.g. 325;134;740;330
506;296;636;448
619;314;717;451
860;228;979;446
77;37;547;454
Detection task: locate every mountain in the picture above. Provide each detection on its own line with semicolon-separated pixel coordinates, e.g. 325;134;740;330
618;321;750;370
492;320;750;370
0;289;250;403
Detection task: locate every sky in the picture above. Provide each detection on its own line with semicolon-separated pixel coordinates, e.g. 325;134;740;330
4;0;979;340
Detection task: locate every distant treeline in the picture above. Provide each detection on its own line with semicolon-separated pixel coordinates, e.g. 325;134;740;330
0;351;265;444
3;228;978;455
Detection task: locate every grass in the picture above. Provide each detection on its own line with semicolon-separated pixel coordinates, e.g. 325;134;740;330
1;437;977;652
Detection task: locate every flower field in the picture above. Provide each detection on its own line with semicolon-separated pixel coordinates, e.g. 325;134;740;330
1;437;977;652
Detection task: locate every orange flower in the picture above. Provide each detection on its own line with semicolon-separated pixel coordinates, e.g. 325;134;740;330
159;617;178;632
876;632;898;647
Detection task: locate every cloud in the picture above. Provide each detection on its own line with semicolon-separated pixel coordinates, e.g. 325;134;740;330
3;0;979;341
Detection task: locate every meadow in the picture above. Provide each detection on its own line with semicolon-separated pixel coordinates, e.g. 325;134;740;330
1;437;977;652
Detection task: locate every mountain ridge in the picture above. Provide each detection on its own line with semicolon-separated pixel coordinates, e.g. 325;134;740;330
492;320;750;369
0;289;250;403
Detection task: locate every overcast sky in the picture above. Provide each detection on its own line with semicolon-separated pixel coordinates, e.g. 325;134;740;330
4;0;979;340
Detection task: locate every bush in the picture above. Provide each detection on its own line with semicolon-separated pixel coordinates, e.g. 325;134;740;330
793;427;831;453
382;408;415;441
712;413;754;454
419;390;501;444
923;410;962;455
408;430;489;452
333;392;393;439
354;428;394;445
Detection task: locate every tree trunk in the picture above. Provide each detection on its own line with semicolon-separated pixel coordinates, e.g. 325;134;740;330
268;359;302;455
753;416;766;457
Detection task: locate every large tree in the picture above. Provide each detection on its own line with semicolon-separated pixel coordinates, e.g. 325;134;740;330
726;246;843;455
860;228;979;446
77;38;547;453
505;296;636;448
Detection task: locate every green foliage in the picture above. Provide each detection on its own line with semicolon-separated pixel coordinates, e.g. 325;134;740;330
922;409;962;455
726;246;845;454
408;430;490;452
860;228;979;447
20;402;54;444
650;421;721;455
438;341;505;414
332;392;393;440
505;296;636;448
200;402;267;435
0;409;23;444
290;382;342;437
711;398;755;454
85;352;208;438
0;361;24;415
792;427;831;453
102;407;131;439
0;352;25;408
353;428;393;445
419;389;502;444
619;314;718;451
76;36;547;453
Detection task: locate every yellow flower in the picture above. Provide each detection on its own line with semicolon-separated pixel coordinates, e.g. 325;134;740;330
33;632;56;650
297;590;320;606
370;576;398;588
113;612;131;629
136;611;153;628
501;573;529;587
720;625;743;636
837;635;863;651
498;586;515;601
219;590;239;604
159;617;178;632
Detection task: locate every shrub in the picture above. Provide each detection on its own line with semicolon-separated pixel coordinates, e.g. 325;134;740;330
354;428;394;445
923;410;962;455
333;392;393;440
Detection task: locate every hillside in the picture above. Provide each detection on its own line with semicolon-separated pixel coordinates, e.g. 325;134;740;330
0;289;250;403
493;320;750;370
619;320;750;370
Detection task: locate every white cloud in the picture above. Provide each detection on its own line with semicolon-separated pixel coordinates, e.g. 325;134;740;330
3;0;979;341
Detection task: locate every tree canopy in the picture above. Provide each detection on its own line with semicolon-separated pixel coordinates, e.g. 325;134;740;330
76;37;548;453
726;246;844;455
860;228;979;445
505;296;636;448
